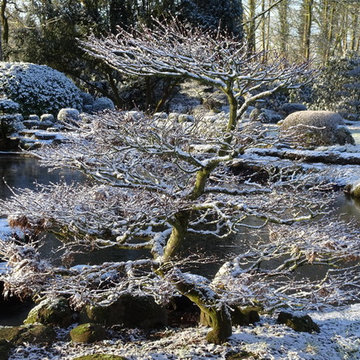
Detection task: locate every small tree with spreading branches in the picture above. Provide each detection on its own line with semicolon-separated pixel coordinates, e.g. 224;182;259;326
1;19;359;345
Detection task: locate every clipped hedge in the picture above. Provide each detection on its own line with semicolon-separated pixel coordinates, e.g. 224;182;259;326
0;62;82;115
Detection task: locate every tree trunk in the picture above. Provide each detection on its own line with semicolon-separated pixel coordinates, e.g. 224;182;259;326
350;11;358;51
266;0;272;56
0;0;8;60
162;211;189;261
278;0;289;57
324;2;335;63
302;0;313;61
261;0;266;53
247;0;257;54
169;267;232;344
160;161;233;344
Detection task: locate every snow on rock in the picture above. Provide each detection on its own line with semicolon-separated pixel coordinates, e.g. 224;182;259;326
57;108;80;124
0;62;82;115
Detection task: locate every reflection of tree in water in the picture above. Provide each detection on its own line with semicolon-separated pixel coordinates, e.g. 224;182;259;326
0;156;85;200
336;194;360;223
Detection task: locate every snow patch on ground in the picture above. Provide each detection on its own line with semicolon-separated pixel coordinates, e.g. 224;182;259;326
7;304;360;360
0;218;11;237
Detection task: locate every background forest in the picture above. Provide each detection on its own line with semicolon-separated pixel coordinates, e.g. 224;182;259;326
0;0;359;108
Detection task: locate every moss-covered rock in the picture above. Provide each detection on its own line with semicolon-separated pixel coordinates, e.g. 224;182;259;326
80;294;167;329
72;355;127;360
24;297;74;327
70;323;106;343
231;307;260;326
0;324;56;345
0;339;13;360
200;306;260;327
345;182;360;199
225;350;259;359
277;312;320;333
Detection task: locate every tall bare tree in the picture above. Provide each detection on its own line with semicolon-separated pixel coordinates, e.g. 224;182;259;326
301;0;314;61
277;0;289;56
0;0;8;61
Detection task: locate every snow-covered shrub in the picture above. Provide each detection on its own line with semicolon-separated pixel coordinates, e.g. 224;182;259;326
280;110;354;147
80;92;94;106
92;97;115;113
0;113;24;140
0;62;82;115
0;98;20;114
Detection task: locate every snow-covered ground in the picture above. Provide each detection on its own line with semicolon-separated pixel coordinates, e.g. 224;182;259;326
8;304;360;360
0;217;11;238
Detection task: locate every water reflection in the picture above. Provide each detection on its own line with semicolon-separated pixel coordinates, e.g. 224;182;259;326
0;155;149;266
336;193;360;222
0;155;85;200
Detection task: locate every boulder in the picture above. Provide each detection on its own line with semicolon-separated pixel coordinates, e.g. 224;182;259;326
345;181;360;199
168;112;180;122
24;297;74;327
23;120;40;129
73;355;127;360
200;306;260;328
92;97;115;113
28;115;40;122
153;112;168;120
280;103;307;116
231;306;260;326
124;111;144;121
280;111;355;147
250;108;282;123
225;350;257;360
80;294;167;329
70;323;106;343
277;312;320;333
40;114;55;123
57;108;80;124
0;324;56;345
260;109;283;123
178;114;194;123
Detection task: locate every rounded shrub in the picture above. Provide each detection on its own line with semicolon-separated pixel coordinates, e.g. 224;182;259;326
0;62;82;116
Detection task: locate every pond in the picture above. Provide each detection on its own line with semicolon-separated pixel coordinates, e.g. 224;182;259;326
0;154;358;325
0;154;150;265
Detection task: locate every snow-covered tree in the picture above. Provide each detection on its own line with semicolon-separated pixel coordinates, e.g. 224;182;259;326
1;20;358;345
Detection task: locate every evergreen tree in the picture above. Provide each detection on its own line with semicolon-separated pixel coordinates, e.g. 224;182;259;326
179;0;243;39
